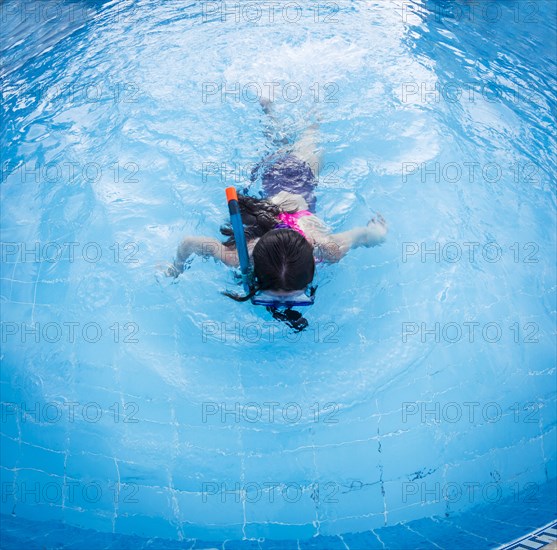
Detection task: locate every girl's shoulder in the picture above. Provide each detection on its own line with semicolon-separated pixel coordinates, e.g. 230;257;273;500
298;213;332;246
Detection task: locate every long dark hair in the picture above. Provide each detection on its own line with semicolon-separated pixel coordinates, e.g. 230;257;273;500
220;194;281;247
223;228;316;332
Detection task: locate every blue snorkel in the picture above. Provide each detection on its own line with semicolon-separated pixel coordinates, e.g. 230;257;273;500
225;186;316;308
226;187;252;294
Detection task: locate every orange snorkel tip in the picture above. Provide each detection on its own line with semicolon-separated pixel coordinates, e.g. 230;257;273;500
225;187;238;203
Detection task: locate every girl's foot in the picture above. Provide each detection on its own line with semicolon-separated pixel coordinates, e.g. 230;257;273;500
260;96;273;115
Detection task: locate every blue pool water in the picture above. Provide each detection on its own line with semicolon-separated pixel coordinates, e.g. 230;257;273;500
1;0;556;548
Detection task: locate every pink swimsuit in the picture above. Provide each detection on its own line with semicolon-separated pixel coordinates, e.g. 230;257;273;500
275;210;312;239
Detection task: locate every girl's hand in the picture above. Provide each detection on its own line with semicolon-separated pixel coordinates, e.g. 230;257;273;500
365;214;388;247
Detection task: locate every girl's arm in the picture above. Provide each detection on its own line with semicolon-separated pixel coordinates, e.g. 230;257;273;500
315;215;388;263
168;237;239;276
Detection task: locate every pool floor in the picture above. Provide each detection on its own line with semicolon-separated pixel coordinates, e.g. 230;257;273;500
1;478;555;550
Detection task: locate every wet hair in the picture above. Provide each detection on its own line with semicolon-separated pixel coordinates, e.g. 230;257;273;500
224;229;315;299
223;225;316;332
220;194;281;247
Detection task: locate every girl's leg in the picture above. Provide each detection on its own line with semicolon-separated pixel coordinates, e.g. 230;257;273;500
260;98;322;170
258;100;322;211
290;122;322;176
260;98;289;149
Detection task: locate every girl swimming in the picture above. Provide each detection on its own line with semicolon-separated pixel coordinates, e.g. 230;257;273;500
168;100;387;326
